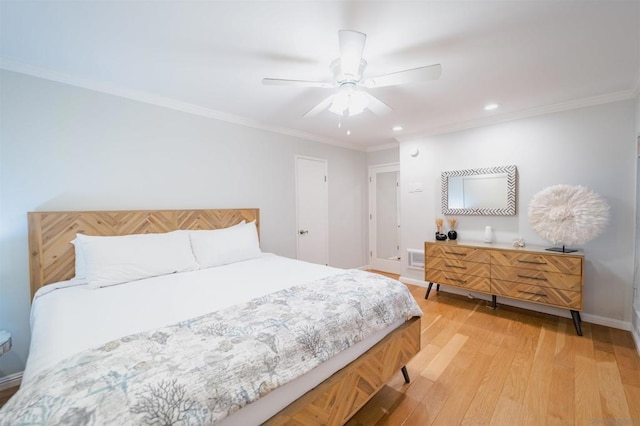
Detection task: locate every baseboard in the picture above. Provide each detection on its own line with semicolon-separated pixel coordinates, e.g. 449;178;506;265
632;305;640;355
0;372;22;391
357;264;372;271
580;313;632;331
399;276;428;288
400;277;632;332
632;326;640;356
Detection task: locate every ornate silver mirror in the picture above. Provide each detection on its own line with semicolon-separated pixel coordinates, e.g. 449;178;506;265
442;165;516;215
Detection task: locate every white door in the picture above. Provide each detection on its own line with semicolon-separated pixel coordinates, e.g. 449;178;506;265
296;156;329;265
369;163;401;274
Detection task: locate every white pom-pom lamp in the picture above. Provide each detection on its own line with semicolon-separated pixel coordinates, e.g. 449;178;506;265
528;184;609;253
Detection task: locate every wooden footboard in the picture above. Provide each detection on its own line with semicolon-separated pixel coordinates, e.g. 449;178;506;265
265;316;422;426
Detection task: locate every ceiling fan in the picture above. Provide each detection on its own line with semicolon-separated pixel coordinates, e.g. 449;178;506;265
262;30;442;118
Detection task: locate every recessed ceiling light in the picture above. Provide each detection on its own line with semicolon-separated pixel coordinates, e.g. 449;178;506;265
393;125;403;132
484;103;499;111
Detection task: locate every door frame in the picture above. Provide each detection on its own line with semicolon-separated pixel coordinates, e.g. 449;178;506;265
295;155;329;265
369;163;401;274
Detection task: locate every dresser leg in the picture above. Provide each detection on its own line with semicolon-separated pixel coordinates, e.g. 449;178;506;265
401;366;410;383
425;283;434;299
570;310;583;336
425;283;441;299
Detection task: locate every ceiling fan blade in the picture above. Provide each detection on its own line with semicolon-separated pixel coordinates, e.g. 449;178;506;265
262;78;334;89
363;92;392;115
303;94;336;117
339;30;366;78
363;64;442;88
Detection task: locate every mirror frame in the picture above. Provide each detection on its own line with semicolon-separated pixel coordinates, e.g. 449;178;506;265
441;165;517;215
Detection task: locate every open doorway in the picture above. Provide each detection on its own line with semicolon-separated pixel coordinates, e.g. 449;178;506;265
369;163;400;274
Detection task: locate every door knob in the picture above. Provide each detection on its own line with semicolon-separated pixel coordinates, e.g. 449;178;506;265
299;229;309;235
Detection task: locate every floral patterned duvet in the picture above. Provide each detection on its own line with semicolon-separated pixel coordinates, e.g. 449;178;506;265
0;269;422;425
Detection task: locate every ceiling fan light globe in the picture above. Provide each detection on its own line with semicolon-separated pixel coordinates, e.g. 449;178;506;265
348;91;369;115
329;92;349;115
347;106;365;116
327;88;369;116
328;103;347;116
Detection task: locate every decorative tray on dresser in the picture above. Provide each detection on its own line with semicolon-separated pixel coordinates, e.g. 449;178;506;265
424;240;585;335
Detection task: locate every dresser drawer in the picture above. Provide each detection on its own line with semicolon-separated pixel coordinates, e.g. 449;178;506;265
426;269;490;293
425;257;490;277
425;243;490;263
491;265;582;291
491;251;582;275
492;279;581;309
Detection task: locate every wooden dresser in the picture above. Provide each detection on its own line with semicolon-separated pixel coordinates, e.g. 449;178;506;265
424;240;585;335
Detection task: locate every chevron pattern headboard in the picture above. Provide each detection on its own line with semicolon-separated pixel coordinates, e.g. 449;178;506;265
441;165;516;215
27;208;259;299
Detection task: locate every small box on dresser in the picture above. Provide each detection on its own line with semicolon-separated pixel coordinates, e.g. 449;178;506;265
424;240;585;335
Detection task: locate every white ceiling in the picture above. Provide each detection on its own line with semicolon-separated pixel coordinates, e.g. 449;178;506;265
1;1;639;151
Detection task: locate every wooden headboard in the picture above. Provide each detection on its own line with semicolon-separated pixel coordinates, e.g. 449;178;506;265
27;208;259;299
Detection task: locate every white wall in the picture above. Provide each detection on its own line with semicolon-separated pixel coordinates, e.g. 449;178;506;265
400;100;637;325
0;70;368;377
367;147;399;166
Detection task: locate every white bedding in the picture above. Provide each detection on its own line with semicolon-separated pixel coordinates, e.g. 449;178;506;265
25;253;404;425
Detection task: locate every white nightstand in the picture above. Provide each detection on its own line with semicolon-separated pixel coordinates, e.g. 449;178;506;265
0;331;11;357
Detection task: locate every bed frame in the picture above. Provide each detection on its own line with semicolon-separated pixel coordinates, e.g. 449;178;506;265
27;208;421;425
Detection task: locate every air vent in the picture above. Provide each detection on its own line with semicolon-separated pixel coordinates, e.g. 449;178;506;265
407;249;425;270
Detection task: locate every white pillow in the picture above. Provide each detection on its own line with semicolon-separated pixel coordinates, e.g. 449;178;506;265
70;238;88;284
76;231;200;289
189;221;261;269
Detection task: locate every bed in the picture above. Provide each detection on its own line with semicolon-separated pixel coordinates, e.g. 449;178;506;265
1;208;422;425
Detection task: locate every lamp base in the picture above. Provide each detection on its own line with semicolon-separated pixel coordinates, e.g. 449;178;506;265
546;245;577;253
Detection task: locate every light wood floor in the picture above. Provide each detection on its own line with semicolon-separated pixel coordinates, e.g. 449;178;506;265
2;273;639;426
349;272;640;425
0;385;18;408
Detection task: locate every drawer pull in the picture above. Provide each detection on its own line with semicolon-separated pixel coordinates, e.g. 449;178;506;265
445;264;467;269
518;290;548;297
447;277;467;284
444;251;466;256
517;259;547;265
517;274;548;281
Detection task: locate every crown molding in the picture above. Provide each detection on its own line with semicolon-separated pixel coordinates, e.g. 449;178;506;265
397;89;637;143
3;58;635;153
0;58;366;152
